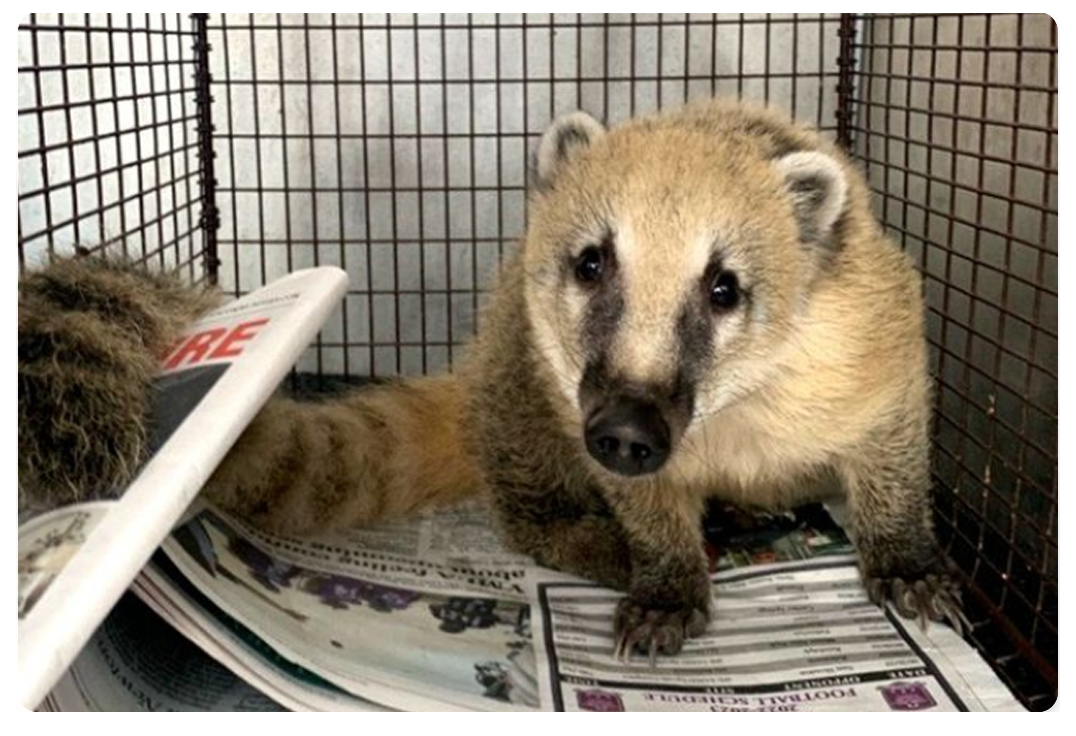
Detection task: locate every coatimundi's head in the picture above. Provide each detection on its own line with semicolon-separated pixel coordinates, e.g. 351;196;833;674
523;101;855;479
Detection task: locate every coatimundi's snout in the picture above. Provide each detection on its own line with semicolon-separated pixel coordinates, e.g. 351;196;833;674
584;395;671;476
578;360;695;477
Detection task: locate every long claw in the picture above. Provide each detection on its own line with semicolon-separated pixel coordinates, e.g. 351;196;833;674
863;566;968;638
913;581;936;630
686;608;709;638
941;595;971;638
612;596;709;663
625;624;649;659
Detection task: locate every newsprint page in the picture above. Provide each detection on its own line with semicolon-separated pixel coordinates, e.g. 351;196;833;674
55;498;1025;711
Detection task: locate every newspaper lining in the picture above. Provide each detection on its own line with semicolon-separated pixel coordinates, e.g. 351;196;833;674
529;557;1024;711
40;594;286;712
127;500;1024;712
133;561;386;712
19;502;112;620
159;504;536;711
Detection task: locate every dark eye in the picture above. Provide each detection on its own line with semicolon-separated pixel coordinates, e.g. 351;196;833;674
574;246;605;284
709;270;740;311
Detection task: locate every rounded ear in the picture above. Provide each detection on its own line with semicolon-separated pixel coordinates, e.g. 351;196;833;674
774;151;849;245
536;111;606;187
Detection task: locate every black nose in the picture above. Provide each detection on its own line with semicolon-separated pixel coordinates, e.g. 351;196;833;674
584;396;671;476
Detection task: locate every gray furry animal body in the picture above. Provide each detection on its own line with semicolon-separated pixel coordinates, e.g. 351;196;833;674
18;255;219;513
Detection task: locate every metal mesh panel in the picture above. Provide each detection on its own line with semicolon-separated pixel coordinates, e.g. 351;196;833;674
847;13;1057;708
17;13;210;280
206;13;845;377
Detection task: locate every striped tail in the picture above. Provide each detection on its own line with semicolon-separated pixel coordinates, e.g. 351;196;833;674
203;374;487;536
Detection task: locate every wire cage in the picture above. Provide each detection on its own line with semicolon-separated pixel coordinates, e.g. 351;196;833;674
17;13;1058;709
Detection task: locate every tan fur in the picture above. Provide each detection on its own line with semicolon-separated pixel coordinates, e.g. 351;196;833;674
207;99;961;653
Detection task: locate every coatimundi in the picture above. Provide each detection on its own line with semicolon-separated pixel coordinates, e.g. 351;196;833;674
204;99;963;658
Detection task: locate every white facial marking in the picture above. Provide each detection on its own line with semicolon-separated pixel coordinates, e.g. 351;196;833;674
611;226;716;385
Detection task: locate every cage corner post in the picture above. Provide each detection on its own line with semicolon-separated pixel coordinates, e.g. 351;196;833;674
191;12;221;285
835;12;859;154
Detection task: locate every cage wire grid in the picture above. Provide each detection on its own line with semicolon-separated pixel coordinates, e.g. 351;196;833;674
17;13;1058;709
849;14;1057;708
17;14;209;281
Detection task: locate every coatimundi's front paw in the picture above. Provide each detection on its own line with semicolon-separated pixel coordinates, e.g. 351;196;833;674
612;566;712;662
613;598;709;663
861;556;968;636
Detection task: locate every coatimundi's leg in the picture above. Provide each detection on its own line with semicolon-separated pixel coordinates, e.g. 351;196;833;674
602;482;711;660
491;484;633;592
837;413;966;632
486;459;710;660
